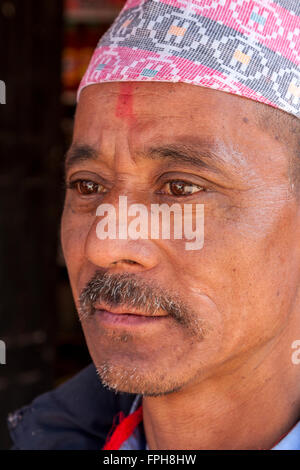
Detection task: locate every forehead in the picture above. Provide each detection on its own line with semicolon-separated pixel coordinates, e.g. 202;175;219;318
72;82;289;177
76;81;254;132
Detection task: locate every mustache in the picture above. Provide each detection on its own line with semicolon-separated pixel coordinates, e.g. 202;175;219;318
78;270;192;327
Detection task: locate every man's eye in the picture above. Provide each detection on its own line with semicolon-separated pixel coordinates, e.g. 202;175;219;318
68;180;107;195
160;180;205;196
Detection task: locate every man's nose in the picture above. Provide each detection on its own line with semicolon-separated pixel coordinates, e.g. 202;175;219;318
85;219;161;272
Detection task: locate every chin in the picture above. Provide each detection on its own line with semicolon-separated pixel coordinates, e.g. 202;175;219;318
95;362;186;397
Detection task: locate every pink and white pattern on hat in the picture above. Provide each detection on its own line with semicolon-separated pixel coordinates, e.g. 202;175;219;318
77;0;300;118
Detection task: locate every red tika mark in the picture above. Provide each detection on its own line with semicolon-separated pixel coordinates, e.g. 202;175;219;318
115;83;135;123
102;405;143;450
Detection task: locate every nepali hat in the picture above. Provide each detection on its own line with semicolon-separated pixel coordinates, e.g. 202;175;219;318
77;0;300;119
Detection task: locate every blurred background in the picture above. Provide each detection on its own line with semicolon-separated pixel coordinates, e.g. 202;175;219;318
0;0;125;449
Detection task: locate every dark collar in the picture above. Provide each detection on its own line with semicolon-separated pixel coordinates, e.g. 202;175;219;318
7;364;136;450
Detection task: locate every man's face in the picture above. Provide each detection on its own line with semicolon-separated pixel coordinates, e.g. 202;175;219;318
61;82;300;396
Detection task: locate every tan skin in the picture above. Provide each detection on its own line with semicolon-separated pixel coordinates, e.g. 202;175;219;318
61;81;300;450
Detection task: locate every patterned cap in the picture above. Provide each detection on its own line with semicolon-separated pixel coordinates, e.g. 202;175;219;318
77;0;300;118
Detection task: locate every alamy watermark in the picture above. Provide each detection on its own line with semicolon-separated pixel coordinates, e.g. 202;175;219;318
291;340;300;365
0;80;6;104
0;340;6;365
95;196;204;251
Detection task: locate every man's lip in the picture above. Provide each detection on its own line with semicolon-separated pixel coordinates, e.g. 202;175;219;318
93;304;168;317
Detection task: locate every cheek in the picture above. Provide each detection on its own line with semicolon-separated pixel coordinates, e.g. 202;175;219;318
61;204;93;286
163;201;300;353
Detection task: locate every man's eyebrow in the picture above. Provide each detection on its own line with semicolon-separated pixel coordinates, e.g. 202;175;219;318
145;142;226;174
65;141;227;174
65;144;98;172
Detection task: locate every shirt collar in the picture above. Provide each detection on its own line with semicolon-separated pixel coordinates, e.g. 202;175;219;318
118;395;146;450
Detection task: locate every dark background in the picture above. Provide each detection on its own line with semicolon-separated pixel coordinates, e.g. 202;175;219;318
0;0;124;449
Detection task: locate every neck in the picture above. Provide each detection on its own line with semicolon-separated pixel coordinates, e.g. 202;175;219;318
142;325;300;450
